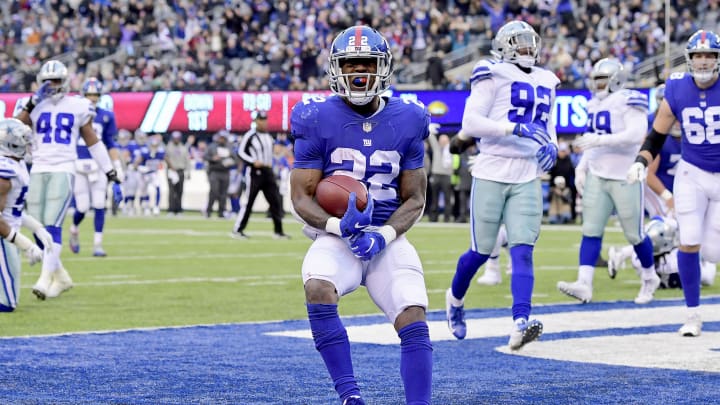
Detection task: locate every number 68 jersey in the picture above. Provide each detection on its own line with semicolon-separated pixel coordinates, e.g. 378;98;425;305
663;72;720;173
291;95;429;226
28;96;96;173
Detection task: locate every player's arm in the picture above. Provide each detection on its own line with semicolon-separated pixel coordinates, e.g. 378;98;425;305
384;168;427;236
290;168;331;230
0;179;41;262
81;122;118;182
646;154;674;208
14;110;32;127
460;78;516;139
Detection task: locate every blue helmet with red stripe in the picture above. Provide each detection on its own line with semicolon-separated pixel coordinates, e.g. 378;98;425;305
81;77;103;97
685;30;720;83
328;25;393;106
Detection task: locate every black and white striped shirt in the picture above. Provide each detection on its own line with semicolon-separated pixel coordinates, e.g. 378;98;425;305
238;129;274;167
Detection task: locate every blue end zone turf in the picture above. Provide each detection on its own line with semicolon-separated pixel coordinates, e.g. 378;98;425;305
1;297;719;404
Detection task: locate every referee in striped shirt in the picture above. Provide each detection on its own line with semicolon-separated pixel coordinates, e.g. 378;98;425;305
231;111;288;239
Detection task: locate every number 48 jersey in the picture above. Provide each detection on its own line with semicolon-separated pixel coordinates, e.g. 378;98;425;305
29;95;95;173
291;95;429;226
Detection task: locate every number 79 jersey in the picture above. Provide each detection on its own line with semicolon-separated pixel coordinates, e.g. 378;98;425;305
291;95;429;225
664;72;720;172
29;95;96;173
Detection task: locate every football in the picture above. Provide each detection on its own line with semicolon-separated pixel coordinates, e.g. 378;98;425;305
315;175;368;217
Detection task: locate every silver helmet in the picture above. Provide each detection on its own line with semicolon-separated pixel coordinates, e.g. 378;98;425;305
588;58;626;98
491;21;541;68
0;118;33;159
36;60;70;103
645;217;678;256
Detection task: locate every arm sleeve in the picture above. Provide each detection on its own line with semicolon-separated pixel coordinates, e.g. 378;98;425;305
237;131;256;164
461;78;515;138
88;141;114;173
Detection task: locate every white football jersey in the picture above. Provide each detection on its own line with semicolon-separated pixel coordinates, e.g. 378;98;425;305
29;95;95;173
583;89;648;180
0;156;30;230
466;60;560;183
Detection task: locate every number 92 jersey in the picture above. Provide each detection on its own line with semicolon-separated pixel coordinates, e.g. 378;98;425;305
29;95;96;173
291;95;429;225
664;72;720;173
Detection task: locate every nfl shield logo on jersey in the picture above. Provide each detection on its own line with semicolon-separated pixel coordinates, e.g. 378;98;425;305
362;122;373;133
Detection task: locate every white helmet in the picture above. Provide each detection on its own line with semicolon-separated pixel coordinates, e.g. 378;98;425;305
36;60;69;102
588;58;626;98
645;217;678;256
491;21;541;68
0;118;33;159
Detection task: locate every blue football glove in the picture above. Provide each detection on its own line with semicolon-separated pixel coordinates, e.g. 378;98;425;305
339;192;373;238
32;81;52;105
112;183;123;205
536;143;558;172
512;122;551;145
349;230;387;261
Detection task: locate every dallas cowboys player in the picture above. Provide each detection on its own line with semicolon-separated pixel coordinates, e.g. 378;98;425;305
290;26;432;405
608;216;716;288
0;119;52;311
15;60;120;300
557;58;659;305
445;21;559;349
627;29;720;336
69;77;123;257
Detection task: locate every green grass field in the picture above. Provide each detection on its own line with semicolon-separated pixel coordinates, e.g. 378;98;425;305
3;213;714;337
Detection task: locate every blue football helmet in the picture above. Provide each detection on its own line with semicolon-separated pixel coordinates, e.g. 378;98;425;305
328;25;393;105
491;21;541;68
685;30;720;83
0;118;33;159
81;77;103;97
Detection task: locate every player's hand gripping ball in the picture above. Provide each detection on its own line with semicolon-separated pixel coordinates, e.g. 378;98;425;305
315;175;368;218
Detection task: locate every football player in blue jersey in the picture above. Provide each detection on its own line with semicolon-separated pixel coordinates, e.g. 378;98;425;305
289;26;432;405
69;77;123;257
444;21;559;350
628;29;720;337
557;58;659;305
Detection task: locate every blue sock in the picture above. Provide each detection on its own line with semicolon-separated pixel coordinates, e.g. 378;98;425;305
677;251;701;307
125;196;134;204
510;244;534;321
46;226;62;244
451;249;489;300
633;235;654;269
73;211;85;226
141;196;150;205
230;197;240;213
155;187;160;207
306;303;359;401
399;321;432;405
94;209;105;233
579;236;602;266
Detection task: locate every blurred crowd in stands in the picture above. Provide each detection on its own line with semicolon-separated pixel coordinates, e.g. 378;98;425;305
2;0;719;94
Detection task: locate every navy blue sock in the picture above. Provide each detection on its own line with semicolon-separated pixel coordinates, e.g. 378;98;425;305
155;187;161;207
451;249;489;299
677;251;701;307
46;226;62;244
399;321;432;405
94;209;105;233
510;244;534;321
306;303;359;401
633;235;655;269
230;197;240;213
73;211;85;226
579;236;602;266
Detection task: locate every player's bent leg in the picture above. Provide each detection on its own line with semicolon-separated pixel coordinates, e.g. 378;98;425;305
0;240;21;310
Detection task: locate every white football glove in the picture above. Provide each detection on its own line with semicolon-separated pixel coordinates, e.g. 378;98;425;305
626;162;647;184
573;133;604;150
24;244;43;266
574;167;586;197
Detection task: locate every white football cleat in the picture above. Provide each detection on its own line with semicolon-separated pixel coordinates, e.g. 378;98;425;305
557;280;592;303
46;267;74;298
508;319;543;350
476;260;502;285
634;273;661;304
678;313;702;337
32;269;54;300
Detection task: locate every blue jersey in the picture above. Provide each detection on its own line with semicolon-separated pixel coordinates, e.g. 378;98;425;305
664;73;720;172
77;107;117;159
135;146;166;172
291;95;429;225
657;136;681;191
